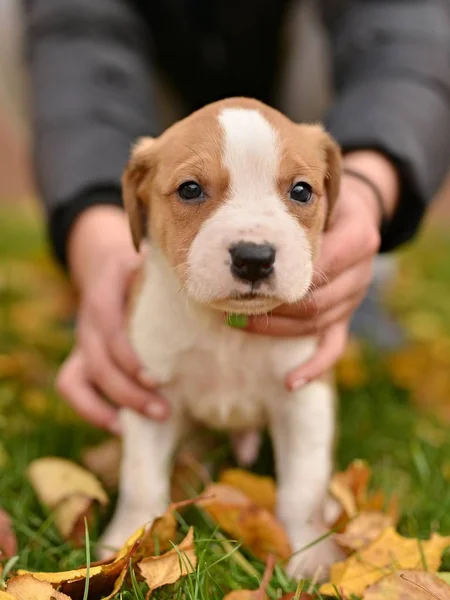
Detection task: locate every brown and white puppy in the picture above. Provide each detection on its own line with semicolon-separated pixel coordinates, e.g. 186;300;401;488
100;98;342;578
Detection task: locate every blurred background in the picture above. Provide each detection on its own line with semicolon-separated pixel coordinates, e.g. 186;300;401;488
2;0;450;571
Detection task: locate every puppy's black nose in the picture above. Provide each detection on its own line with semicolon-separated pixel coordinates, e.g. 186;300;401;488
229;242;276;283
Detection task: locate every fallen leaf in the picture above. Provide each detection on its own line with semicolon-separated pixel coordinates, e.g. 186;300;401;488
363;569;450;599
81;439;122;490
16;538;139;600
0;593;16;600
335;512;394;551
138;527;197;597
320;527;450;597
329;460;371;520
201;484;291;561
6;576;72;600
219;469;276;513
27;457;108;543
0;508;17;557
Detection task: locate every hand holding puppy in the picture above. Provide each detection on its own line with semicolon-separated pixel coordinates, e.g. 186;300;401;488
57;151;397;431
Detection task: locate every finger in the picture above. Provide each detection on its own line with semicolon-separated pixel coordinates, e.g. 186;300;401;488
285;321;349;390
85;259;150;384
84;332;170;420
286;298;360;337
56;351;120;434
313;218;380;288
273;260;373;320
246;314;308;337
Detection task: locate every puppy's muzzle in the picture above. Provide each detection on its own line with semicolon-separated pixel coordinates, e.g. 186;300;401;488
229;242;276;284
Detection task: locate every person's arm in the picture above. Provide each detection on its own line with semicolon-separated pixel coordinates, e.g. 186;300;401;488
324;0;450;249
24;0;169;432
247;0;450;385
23;0;160;265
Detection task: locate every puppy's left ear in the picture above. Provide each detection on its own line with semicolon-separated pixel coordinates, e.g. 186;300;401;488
321;131;342;226
122;137;155;251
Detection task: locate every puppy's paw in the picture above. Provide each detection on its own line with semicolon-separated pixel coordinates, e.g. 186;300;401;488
286;526;344;581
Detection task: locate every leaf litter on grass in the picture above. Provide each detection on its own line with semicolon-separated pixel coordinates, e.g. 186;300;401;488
4;211;450;598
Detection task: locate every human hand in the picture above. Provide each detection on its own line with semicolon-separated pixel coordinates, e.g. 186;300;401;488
245;151;399;390
56;206;169;434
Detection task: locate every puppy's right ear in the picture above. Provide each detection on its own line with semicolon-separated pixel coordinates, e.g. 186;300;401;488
122;137;155;251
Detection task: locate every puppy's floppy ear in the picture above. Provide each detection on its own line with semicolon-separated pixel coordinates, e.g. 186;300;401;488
322;131;342;224
122;137;155;251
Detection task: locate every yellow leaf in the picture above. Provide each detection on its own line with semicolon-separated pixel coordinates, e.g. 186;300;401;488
329;460;371;521
335;512;394;551
320;527;450;598
0;593;16;600
27;457;108;543
27;458;108;508
81;439;121;491
363;569;450;599
138;527;197;596
201;484;291;561
6;576;71;600
219;469;276;513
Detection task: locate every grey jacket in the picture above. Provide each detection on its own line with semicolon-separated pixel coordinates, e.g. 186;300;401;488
23;0;450;264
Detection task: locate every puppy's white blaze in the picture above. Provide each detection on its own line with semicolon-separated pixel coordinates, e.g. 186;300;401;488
218;108;281;208
186;107;313;309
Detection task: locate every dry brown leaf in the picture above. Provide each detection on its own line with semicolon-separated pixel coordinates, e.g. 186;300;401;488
320;527;450;598
6;576;72;600
27;457;108;543
219;469;276;513
201;484;291;561
0;507;17;557
81;439;122;490
335;511;394;551
16;538;139;600
329;460;371;520
363;569;450;599
138;527;197;597
223;592;256;600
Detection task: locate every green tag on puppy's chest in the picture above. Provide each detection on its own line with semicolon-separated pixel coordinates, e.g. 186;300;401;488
226;313;248;328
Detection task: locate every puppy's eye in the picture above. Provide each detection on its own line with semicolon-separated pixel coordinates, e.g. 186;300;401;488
290;182;313;204
178;181;204;202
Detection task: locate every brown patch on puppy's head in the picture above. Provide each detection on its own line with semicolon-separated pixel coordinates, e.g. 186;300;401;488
122;98;341;314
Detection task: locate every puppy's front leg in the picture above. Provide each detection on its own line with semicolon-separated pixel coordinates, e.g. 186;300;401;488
270;379;342;580
99;408;181;558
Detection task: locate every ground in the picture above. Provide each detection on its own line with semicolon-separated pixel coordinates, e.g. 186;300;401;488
1;204;450;599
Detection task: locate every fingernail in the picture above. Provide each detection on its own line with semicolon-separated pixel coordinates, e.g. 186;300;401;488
138;369;158;388
109;420;122;436
145;403;167;420
289;377;307;391
226;313;249;329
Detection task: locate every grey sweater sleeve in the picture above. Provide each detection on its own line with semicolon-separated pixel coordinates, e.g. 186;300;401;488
323;0;450;251
23;0;160;264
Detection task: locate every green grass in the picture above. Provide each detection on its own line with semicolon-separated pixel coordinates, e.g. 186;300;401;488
2;205;450;598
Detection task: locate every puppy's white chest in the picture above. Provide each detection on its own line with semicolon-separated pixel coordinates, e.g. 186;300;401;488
130;268;316;430
169;328;279;429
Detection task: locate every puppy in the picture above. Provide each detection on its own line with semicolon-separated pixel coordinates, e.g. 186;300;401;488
100;97;343;578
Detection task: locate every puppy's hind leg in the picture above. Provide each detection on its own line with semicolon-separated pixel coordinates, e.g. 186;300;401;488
98;408;181;559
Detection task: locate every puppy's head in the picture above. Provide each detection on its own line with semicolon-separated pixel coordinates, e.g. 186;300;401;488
123;98;341;314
